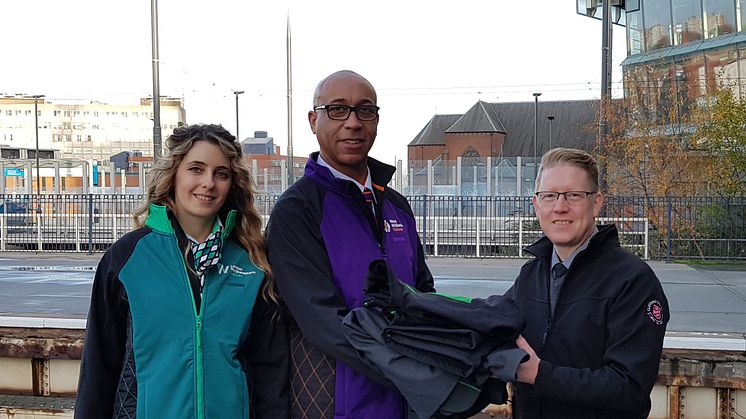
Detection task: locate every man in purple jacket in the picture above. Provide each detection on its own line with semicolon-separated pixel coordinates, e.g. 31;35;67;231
266;70;434;419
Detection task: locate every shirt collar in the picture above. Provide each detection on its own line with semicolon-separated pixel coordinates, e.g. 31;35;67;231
551;226;599;269
317;153;374;195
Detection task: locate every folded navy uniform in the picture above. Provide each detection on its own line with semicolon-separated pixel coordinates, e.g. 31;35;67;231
342;259;527;418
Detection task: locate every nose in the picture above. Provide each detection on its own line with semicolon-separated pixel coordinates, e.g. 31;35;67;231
202;172;216;189
343;110;364;128
553;194;570;211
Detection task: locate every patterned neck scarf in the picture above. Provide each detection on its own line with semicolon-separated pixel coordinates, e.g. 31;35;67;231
191;224;223;279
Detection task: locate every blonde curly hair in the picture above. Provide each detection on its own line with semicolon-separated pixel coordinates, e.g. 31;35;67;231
132;124;278;304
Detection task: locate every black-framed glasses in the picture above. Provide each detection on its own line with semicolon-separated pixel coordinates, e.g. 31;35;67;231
535;191;597;205
314;104;380;121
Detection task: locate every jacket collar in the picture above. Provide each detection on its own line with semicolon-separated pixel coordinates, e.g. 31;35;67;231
304;151;395;193
145;203;237;241
525;223;619;261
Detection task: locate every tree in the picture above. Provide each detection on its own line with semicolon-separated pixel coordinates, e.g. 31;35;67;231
692;88;746;195
597;96;704;197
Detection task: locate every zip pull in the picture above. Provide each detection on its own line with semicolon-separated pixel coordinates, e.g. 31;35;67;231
542;318;551;346
196;318;203;349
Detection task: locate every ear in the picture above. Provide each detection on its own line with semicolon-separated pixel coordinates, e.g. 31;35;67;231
592;192;604;217
531;194;539;214
308;110;317;134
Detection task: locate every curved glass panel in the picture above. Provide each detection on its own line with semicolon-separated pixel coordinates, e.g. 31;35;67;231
703;0;737;38
644;0;674;51
705;47;739;95
672;0;704;45
628;10;645;55
675;52;706;112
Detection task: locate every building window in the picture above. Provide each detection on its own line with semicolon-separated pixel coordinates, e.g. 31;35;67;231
65;135;71;142
671;0;703;45
87;135;92;142
675;52;706;112
64;110;71;117
54;110;60;116
643;0;673;51
703;0;737;38
5;110;11;116
705;47;739;96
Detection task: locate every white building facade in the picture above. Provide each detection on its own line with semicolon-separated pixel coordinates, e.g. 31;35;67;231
0;95;186;162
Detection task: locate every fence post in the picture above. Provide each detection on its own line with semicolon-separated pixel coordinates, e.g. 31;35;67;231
422;195;428;258
434;216;439;257
518;217;524;258
476;217;480;258
88;194;93;255
666;195;672;263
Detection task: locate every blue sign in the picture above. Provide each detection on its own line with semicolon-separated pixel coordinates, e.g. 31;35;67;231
3;168;24;177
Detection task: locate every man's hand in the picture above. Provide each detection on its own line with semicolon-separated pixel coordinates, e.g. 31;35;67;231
515;335;540;384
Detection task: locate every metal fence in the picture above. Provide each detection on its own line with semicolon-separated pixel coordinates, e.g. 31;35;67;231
1;194;744;260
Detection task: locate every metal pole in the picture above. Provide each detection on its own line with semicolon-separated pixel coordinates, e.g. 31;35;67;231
598;0;613;192
33;95;44;196
286;13;294;186
151;0;162;160
234;91;244;140
547;115;555;150
532;93;541;163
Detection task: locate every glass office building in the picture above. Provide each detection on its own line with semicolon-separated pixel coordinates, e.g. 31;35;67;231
623;0;746;120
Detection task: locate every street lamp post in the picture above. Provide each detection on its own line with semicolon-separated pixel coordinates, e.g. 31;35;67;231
234;90;244;140
532;92;542;164
547;115;555;150
151;0;162;160
32;95;44;195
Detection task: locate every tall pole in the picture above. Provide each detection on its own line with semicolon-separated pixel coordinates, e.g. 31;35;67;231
547;115;555;150
151;0;162;160
286;12;294;186
33;95;44;195
234;91;244;140
598;0;613;192
532;92;542;164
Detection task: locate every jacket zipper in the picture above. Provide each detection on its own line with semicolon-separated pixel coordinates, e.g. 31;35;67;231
542;261;552;347
176;239;205;419
358;186;387;259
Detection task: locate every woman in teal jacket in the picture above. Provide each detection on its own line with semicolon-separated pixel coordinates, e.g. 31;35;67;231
75;124;289;419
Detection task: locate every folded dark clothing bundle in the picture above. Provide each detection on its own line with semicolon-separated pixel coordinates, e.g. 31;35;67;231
342;259;528;419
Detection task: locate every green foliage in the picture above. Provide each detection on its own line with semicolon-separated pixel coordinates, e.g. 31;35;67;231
693;89;746;195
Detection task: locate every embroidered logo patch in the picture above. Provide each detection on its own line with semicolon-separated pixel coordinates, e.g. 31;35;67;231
387;219;405;232
384;220;391;233
646;300;664;325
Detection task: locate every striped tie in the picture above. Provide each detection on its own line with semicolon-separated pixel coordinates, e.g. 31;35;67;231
363;187;374;205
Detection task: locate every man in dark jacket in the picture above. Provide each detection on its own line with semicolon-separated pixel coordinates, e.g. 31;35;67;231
266;70;434;419
505;148;669;419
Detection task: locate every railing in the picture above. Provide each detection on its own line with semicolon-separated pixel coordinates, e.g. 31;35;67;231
1;194;744;260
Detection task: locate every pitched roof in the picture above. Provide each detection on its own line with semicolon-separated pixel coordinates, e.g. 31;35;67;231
408;100;599;156
489;100;598;157
408;114;461;146
446;100;506;134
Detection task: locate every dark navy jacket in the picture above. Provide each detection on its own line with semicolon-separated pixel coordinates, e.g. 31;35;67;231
266;153;434;419
505;224;669;419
